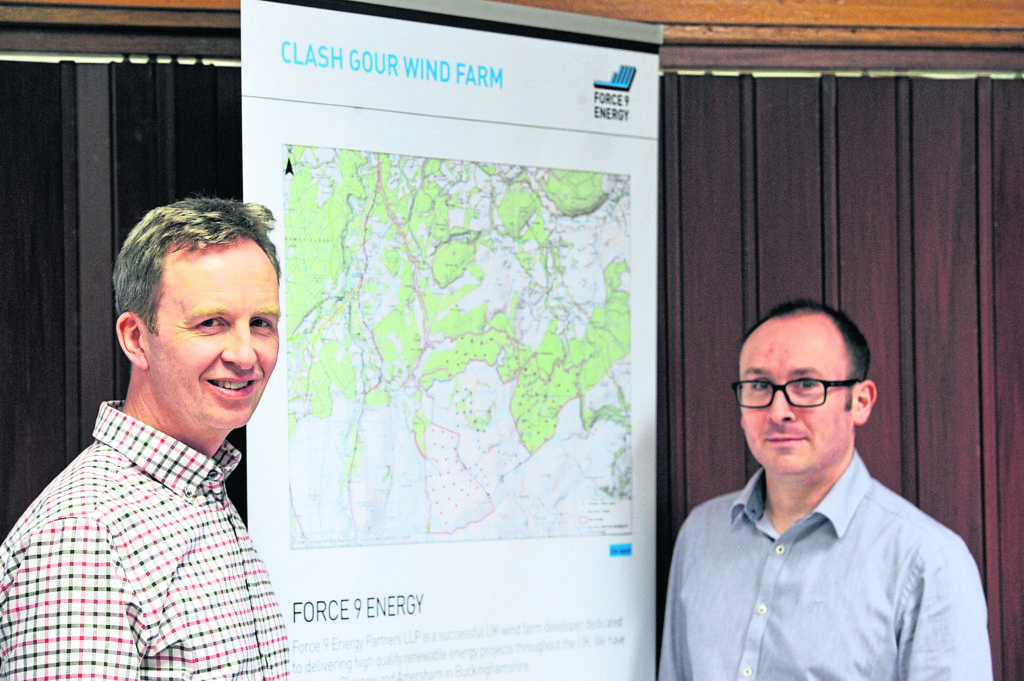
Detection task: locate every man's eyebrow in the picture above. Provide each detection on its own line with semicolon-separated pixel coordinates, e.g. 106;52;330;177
187;305;281;320
188;305;229;320
741;367;818;378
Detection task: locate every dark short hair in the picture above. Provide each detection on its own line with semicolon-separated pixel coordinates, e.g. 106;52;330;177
113;197;279;332
741;299;870;380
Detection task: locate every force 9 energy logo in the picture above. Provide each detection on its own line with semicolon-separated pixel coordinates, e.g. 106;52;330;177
593;65;635;122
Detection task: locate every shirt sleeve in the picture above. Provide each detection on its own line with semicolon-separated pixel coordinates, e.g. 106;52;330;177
0;516;142;680
658;526;688;681
896;537;993;681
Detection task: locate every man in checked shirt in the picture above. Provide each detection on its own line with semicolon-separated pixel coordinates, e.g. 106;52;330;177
0;198;290;679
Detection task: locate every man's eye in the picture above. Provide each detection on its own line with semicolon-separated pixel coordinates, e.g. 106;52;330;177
749;381;771;391
252;318;274;329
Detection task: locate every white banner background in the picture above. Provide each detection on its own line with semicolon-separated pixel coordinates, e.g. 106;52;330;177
243;2;660;679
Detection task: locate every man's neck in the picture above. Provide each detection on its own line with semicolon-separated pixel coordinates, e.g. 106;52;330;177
122;385;222;458
764;487;822;535
763;454;854;535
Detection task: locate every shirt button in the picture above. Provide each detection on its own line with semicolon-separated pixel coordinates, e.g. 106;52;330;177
757;604;767;616
775;544;786;555
742;667;753;677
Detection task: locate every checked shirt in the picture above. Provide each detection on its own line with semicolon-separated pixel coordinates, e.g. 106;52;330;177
0;401;290;679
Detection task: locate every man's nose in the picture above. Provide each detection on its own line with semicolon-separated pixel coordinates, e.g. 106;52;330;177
222;325;257;369
767;386;795;421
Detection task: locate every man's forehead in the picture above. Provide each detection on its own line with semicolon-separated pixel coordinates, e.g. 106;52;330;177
739;313;847;369
156;240;279;315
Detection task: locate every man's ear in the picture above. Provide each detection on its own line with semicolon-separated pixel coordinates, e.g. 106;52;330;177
852;379;877;426
116;311;150;371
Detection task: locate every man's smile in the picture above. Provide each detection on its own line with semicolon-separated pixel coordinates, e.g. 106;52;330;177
209;378;256;391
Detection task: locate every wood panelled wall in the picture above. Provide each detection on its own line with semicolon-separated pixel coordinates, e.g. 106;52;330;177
659;72;1023;681
0;61;248;533
1;60;1021;680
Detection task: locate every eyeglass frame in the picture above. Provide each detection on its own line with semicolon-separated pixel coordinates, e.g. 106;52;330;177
731;377;863;408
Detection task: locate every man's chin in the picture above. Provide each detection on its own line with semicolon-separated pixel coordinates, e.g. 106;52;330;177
763;441;804;453
210;406;260;435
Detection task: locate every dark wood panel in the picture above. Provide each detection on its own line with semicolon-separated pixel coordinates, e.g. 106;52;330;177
215;66;243;200
992;77;1024;681
0;62;71;537
975;76;1001;679
75;64;118;452
834;77;903;494
112;62;166;241
678;75;747;512
754;77;823;307
173;63;221;196
909;78;984;564
659;74;685;535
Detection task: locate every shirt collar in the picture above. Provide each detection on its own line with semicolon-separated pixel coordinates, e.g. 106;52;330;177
731;468;768;526
730;451;872;538
92;401;240;500
813;451;871;537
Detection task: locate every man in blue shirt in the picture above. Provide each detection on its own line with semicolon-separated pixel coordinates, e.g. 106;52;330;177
659;299;992;681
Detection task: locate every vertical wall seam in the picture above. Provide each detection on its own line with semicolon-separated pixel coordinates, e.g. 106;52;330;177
895;76;918;506
60;62;80;466
740;74;758;329
820;75;839;307
661;74;686;526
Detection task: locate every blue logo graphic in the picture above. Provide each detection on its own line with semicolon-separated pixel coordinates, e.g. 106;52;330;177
610;543;633;557
594;65;636;91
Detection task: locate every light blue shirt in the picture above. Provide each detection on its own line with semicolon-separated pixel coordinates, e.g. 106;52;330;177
659;452;992;681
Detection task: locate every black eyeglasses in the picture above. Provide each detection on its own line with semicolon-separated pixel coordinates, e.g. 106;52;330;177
731;378;862;408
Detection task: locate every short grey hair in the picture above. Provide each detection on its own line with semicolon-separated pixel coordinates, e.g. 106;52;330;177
113;197;279;331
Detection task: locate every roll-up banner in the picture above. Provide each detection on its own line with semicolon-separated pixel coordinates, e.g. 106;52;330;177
243;1;662;678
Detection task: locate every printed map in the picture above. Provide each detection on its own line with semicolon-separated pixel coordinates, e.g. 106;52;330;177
284;145;632;548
